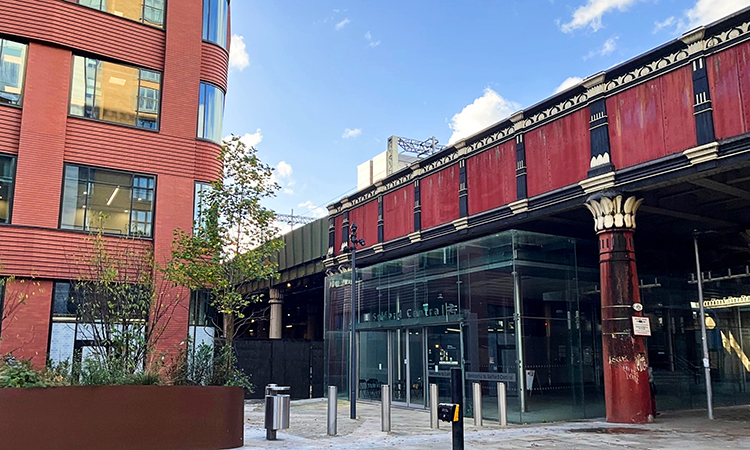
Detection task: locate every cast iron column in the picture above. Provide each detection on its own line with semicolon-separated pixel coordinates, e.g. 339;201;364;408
268;288;283;339
585;191;653;424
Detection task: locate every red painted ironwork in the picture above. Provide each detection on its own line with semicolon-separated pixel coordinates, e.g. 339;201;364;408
598;228;653;423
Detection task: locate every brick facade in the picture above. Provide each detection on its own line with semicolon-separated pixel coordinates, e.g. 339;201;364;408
0;1;228;366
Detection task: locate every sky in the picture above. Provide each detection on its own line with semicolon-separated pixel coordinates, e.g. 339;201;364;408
223;0;750;228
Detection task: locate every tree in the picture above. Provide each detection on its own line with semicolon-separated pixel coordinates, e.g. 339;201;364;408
70;232;183;375
167;135;283;349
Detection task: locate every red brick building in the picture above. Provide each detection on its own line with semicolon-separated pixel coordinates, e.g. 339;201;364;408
0;0;229;366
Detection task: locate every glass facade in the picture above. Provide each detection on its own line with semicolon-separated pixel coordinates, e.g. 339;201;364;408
326;230;603;423
197;82;225;143
60;165;155;237
77;0;166;28
203;0;228;48
193;181;212;233
327;228;750;421
0;39;27;106
69;56;162;130
0;155;15;224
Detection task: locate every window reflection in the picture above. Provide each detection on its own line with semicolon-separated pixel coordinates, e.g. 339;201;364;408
0;155;15;224
70;56;162;130
197;83;225;143
0;39;27;106
203;0;228;48
194;182;211;233
60;165;155;237
77;0;166;28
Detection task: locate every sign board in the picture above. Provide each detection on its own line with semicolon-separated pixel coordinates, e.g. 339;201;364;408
465;372;516;382
632;316;652;336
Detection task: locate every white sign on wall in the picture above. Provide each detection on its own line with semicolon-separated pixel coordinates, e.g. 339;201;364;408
632;317;652;336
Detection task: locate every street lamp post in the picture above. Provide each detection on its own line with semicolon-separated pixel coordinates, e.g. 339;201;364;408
693;232;714;420
346;223;365;420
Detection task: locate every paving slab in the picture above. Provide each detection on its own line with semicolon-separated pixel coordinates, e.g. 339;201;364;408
242;399;750;449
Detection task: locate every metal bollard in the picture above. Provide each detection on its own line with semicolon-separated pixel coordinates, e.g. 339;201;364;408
472;382;482;426
328;386;337;436
381;384;391;432
430;383;439;429
497;382;507;427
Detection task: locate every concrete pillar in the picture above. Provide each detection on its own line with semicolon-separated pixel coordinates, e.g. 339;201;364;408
585;191;653;424
269;288;284;339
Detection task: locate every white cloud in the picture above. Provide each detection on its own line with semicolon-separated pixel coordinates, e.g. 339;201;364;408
652;0;750;36
448;88;520;144
653;16;676;33
229;34;250;71
298;201;328;218
554;76;584;94
335;18;350;30
270;161;294;195
584;36;619;60
342;128;362;139
561;0;641;33
225;129;263;148
276;161;293;179
684;0;750;29
365;31;381;47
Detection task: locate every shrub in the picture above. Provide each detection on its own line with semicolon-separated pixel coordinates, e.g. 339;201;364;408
0;355;47;388
166;342;253;392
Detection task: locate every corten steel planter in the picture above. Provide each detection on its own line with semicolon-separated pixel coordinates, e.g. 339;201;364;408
0;385;244;450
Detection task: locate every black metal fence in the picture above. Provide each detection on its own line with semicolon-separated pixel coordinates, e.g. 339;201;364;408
234;339;324;400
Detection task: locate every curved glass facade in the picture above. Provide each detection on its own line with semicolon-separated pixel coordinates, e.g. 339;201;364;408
202;0;228;48
197;82;225;143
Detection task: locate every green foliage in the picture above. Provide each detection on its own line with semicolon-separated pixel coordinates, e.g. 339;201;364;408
0;355;47;388
166;343;254;392
166;136;284;344
77;355;161;386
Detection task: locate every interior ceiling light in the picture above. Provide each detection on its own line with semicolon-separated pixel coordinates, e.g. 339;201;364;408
109;76;126;86
107;187;120;206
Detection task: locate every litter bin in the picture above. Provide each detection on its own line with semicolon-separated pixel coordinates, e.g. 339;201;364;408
264;384;290;440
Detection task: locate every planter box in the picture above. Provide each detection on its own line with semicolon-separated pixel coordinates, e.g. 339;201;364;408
0;386;244;450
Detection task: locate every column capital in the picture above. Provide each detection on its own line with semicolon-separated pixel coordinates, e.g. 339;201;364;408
269;288;284;304
584;190;643;233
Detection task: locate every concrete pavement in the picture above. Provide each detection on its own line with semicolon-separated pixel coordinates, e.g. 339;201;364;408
242;399;750;449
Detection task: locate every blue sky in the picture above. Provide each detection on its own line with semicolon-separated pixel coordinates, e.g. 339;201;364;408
223;0;750;226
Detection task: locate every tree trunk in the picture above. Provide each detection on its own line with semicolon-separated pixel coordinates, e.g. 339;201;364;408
223;312;235;348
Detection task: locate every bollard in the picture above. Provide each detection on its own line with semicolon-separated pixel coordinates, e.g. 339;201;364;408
451;368;464;450
328;386;337;436
497;382;507;427
381;384;391;432
472;382;482;427
430;383;439;429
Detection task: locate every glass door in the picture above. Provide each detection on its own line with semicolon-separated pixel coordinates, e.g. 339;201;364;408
427;325;463;403
391;328;426;407
409;328;425;407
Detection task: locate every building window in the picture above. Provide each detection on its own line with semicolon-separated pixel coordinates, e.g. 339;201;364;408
69;56;162;131
194;181;211;233
197;82;225;143
77;0;166;29
0;155;15;224
0;39;27;106
203;0;228;48
60;165;155;237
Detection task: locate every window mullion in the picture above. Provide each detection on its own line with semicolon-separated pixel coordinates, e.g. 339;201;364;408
128;176;135;236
